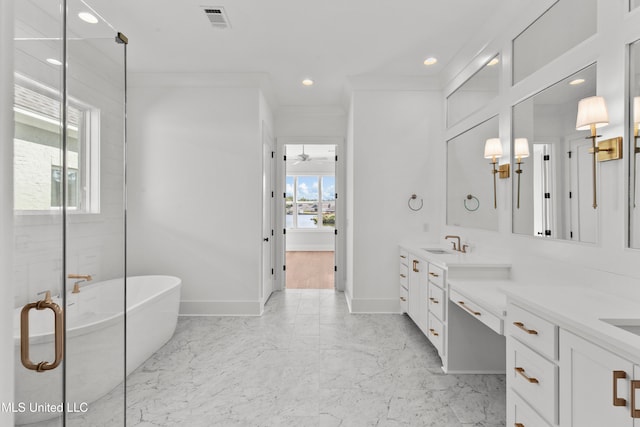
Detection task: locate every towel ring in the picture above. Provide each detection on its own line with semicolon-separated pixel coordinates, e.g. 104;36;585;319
408;194;423;211
464;194;479;212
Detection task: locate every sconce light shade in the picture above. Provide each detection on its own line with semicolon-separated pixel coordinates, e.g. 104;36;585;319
514;138;530;159
634;96;640;125
484;138;502;159
576;96;609;130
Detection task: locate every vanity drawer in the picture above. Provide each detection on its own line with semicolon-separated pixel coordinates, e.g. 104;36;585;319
509;389;552;427
399;286;408;314
509;338;558;425
428;283;445;321
399;250;408;266
427;312;445;356
427;264;444;287
399;264;408;289
451;290;502;335
508;304;558;360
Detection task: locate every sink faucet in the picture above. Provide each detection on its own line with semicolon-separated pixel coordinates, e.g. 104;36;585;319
445;235;468;253
68;274;93;293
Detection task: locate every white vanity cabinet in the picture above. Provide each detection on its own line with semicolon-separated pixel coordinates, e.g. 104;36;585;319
399;250;408;313
398;245;510;373
559;330;640;427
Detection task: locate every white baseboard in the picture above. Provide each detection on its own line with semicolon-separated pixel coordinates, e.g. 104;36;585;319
179;300;262;316
286;245;334;251
348;297;400;313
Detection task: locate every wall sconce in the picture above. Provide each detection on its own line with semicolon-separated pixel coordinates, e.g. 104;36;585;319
484;138;509;209
576;96;622;209
514;138;529;209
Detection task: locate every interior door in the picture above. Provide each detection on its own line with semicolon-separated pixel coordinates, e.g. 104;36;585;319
569;139;597;243
262;125;275;306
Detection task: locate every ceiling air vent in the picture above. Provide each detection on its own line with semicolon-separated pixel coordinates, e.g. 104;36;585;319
203;6;231;29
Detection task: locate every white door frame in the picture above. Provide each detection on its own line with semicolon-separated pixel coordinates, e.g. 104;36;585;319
276;136;345;292
261;122;276;308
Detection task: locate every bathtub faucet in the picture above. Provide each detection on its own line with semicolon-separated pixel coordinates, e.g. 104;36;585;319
68;274;93;294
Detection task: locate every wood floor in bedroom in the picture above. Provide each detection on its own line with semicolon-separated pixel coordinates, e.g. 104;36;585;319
286;251;334;289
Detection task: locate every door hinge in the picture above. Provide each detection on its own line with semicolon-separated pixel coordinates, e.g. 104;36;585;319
544;193;551;199
271;268;274;275
335;193;338;199
570;231;573;238
271;151;274;158
334;229;338;235
271;191;274;198
335;155;338;161
568;151;572;159
283;265;286;271
543;154;550;161
283;192;286;198
283;155;287;161
545;230;552;236
271;229;274;236
334;266;337;272
283;228;286;235
569;191;572;199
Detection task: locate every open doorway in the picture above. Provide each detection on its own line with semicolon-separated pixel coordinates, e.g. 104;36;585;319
284;144;336;289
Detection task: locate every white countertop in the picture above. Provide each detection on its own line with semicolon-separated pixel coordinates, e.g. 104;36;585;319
448;279;511;317
400;243;511;270
505;286;640;365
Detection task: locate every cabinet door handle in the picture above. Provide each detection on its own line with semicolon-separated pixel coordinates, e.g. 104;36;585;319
400;255;407;259
458;301;480;316
613;370;627;407
429;328;439;337
514;367;539;384
400;274;406;278
429;272;439;277
513;321;538;335
399;297;406;302
412;260;419;272
429;297;439;304
631;380;640;418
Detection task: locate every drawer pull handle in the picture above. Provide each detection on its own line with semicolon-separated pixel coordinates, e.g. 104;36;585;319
400;274;406;278
399;297;406;302
429;272;440;277
458;301;481;316
613;370;627;407
400;255;407;259
515;367;539;384
514;424;525;427
631;380;640;418
412;260;419;273
429;297;439;304
513;321;538;335
429;328;439;337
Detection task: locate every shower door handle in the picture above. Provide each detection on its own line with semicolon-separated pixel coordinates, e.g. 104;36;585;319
20;293;64;371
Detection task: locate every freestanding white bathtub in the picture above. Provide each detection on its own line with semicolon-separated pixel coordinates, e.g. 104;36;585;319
13;275;181;425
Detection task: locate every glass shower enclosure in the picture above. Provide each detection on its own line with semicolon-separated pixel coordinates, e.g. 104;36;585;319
13;0;127;425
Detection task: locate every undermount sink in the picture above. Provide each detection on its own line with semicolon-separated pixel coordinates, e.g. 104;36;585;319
422;248;452;255
600;318;640;337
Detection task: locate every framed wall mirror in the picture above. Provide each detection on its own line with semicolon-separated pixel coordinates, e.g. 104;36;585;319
446;54;500;128
629;40;640;248
447;115;500;231
512;64;597;243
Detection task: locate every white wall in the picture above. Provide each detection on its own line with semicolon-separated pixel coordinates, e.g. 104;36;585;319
1;0;14;421
438;0;640;300
127;74;266;315
347;88;443;312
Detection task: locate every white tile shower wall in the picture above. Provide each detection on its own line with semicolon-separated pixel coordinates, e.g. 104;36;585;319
12;41;126;307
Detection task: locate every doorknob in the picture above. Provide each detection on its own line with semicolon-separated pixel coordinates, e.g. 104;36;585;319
263;237;269;242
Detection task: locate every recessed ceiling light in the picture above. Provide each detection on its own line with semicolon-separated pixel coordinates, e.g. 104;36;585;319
46;58;62;66
487;57;500;66
569;78;585;85
423;57;438;66
302;79;314;86
78;12;99;24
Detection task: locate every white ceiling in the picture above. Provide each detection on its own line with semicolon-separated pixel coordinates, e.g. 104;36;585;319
85;0;505;107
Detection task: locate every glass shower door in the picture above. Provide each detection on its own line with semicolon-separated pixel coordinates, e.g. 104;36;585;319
12;0;127;425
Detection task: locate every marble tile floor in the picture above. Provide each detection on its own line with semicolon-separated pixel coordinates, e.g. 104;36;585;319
35;289;506;426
